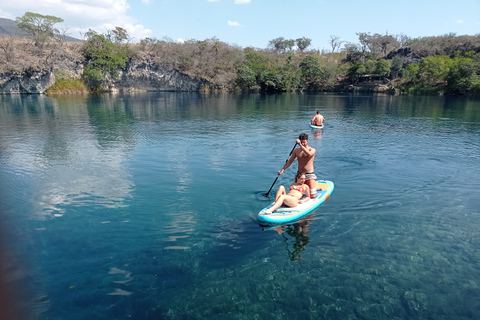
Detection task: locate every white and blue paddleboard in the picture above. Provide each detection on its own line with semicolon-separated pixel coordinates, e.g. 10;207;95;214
310;124;324;129
258;180;334;225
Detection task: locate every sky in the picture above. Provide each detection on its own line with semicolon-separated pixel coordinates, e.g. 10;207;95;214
1;0;479;50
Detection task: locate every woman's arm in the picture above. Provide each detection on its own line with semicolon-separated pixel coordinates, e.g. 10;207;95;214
304;184;310;198
299;185;310;203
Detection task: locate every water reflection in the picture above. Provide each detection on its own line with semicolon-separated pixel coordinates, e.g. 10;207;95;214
311;128;323;140
0;94;135;219
262;216;314;261
281;220;311;261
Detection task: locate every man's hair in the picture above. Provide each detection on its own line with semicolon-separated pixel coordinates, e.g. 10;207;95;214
299;133;308;140
316;111;320;114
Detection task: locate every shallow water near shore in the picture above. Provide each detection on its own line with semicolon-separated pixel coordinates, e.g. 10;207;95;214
1;92;480;319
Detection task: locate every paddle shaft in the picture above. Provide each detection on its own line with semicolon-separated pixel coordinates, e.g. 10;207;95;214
264;142;297;197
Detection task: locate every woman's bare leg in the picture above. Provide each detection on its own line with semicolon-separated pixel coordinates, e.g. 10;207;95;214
265;195;287;214
264;194;299;214
275;185;286;202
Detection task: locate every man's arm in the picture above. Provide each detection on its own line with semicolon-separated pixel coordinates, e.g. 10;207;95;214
278;150;297;175
297;143;316;157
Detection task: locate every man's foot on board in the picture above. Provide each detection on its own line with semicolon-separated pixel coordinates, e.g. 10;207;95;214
263;210;273;215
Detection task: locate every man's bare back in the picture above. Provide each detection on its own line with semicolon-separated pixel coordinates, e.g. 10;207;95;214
311;111;325;126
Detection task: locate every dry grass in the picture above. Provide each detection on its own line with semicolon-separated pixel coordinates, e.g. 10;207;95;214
0;36;84;76
46;78;88;95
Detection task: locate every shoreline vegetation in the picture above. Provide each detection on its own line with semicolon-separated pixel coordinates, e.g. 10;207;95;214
1;12;480;95
46;78;89;95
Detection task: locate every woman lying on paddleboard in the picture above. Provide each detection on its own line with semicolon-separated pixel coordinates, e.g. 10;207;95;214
264;172;311;214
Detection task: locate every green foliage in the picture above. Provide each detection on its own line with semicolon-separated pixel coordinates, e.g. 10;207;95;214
446;54;480;94
83;65;104;84
244;51;272;88
268;37;296;53
261;69;285;91
296;37;312;52
297;54;338;90
364;59;376;74
418;55;453;85
81;30;131;88
130;32;480;94
236;65;259;91
299;55;325;90
16;12;64;48
347;62;366;78
244;51;271;70
374;59;391;77
268;37;286;52
390;55;404;79
398;52;480;94
404;63;420;81
235;50;304;92
8;22;479;94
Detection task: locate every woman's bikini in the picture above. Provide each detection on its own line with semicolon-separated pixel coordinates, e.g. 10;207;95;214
288;184;304;197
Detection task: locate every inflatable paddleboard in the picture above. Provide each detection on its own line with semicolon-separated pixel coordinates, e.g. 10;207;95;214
310;124;324;129
258;180;334;224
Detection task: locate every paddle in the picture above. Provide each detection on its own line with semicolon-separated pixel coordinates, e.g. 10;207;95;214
264;142;297;197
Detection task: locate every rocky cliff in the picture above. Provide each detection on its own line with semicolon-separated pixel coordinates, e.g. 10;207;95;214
0;70;56;94
111;59;210;92
0;58;210;94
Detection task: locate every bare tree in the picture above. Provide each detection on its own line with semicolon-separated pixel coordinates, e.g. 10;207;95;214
356;32;370;53
376;34;399;57
329;35;344;53
56;26;69;44
397;33;413;48
0;35;16;63
343;42;364;63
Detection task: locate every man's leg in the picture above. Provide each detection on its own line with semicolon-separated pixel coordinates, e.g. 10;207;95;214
306;179;316;198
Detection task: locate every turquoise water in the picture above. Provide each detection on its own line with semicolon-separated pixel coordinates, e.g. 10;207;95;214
1;93;480;319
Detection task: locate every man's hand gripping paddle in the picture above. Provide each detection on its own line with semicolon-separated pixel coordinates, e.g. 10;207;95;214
263;142;297;197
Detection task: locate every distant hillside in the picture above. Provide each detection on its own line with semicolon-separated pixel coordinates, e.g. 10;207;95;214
0;17;80;41
0;17;28;36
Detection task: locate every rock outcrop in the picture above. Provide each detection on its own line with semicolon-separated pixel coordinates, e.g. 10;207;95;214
110;59;210;92
0;58;210;94
0;70;56;94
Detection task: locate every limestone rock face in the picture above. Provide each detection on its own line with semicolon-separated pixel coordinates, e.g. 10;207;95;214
111;59;210;92
0;70;56;94
0;58;210;94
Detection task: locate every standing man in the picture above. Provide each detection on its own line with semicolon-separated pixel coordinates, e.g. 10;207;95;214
278;133;317;199
311;111;325;126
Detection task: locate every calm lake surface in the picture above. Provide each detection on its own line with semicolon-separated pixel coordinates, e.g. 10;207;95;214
1;92;480;320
